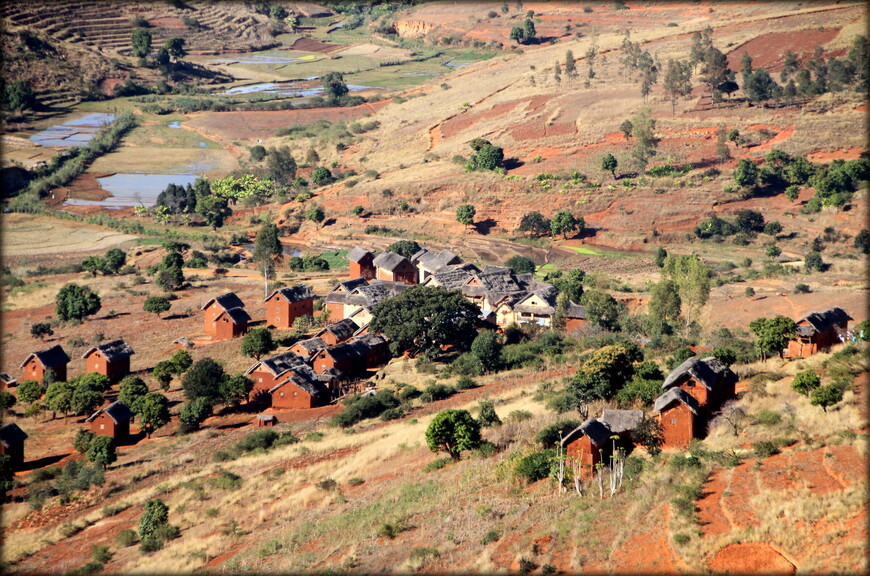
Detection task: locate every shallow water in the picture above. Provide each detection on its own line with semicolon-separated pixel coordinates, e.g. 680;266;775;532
64;173;200;208
168;121;182;129
223;81;382;96
30;113;116;148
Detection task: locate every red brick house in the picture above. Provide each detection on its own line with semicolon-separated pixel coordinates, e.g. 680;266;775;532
1;372;17;392
661;356;737;415
352;333;390;368
245;351;308;397
312;339;371;376
372;252;418;285
264;284;316;330
20;344;70;383
412;248;462;283
787;307;853;358
269;366;330;409
201;292;245;335
213;307;251;340
290;337;327;360
561;418;613;479
347;247;375;280
599;409;644;449
82;339;135;384
316;318;359;346
563;302;588;332
0;422;27;468
325;277;369;322
85;401;134;441
654;388;699;449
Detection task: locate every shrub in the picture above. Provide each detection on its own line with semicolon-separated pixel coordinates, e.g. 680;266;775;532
515;450;555;482
755;410;782;426
673;533;691;545
535;419;581;449
480;529;500;545
423;457;452;472
792;370;820;396
210;469;243;490
347;477;365;486
477;399;501;427
455;376;477;390
315;478;337;491
116;529;138;547
753;441;779;458
398;385;421;402
420;383;456;403
235;429;279;452
506;410;533;423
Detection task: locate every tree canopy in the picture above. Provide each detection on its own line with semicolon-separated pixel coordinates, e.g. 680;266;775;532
662;254;711;329
56;284;101;322
749;315;796;360
387;240;422;260
370;285;483;356
517;211;550;237
456;204;476;229
505;255;536;274
241;328;276;360
181;358;225;403
425;409;481;460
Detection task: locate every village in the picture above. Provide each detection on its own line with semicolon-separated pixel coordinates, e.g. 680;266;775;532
1;240;857;484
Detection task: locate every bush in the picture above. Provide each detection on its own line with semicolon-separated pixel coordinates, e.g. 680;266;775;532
515;450;555;482
210;469;243;490
477;399;501;427
331;390;400;427
419;383;456;403
347;477;365;486
423;457;452;472
480;529;500;545
449;352;484;376
755;410;781;426
455;376;477;390
506;410;533;423
534;419;581;449
398;385;421;402
235;429;279;452
116;529;138;547
753;441;779;458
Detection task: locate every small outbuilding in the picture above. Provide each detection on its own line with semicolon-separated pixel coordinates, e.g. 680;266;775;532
264;285;316;330
787;307;853;357
561;419;613;479
86;401;134;441
213;307;251;340
316;318;359;346
372;252;418;285
269;366;330;409
0;422;28;468
599;409;644;447
20;344;71;383
82;339;135;384
246;351;308;396
201;292;246;335
257;414;278;427
0;372;17;391
654;388;700;449
347;247;375;280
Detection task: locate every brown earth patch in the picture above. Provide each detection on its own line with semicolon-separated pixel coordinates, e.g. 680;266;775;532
696;469;733;536
823;445;865;488
609;506;677;573
289;36;343;53
708;542;796;574
726;28;841;73
806;147;866;162
719;460;760;529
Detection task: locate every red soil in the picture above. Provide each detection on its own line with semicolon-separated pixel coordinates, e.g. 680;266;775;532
608;506;677;573
719;461;760;530
806;147;866;162
696;469;732;536
823;445;866;488
760;449;843;493
289;36;343;53
708;543;796;574
726;28;841;73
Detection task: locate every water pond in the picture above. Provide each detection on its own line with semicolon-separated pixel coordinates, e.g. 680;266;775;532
30;113;116;148
63;173;200;208
224;81;382;97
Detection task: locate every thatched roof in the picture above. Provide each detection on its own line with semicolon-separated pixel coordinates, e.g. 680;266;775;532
795;307;852;337
173;337;195;348
345;281;409;307
218;307;251;324
416;248;461;272
269;365;329;397
20;344;70;369
662;356;719;391
85;401;133;424
600;409;644;434
653;388;699;415
201;292;244;311
562;418;612;447
318;318;359;342
347;246;374;263
513;286;560;315
82;339;134;362
257;414;277;423
266;284;315;304
293;337;327;355
373;251;412;272
566;302;586;319
246;351;307;377
353;333;387;348
0;422;27;448
320;339;370;363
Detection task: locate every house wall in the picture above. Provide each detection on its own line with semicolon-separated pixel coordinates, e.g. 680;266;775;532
326;302;344;323
86;353;130;385
787;324;846;357
564;318;586;332
313;352;356;375
319;330;340;347
89;412;130;441
496;306;516;327
349;308;372;326
377;262;418;285
349;259;375;280
677;377;710;408
0;442;24;467
565;435;603;479
215;316;247;340
659;403;695;448
266;297;314;330
250;369;281;396
23;359;46;383
364;342;389;369
271;383;321;409
203;302;224;334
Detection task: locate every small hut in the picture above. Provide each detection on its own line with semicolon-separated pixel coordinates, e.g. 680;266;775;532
86;401;134;441
20;344;70;382
0;422;28;468
82;339;135;384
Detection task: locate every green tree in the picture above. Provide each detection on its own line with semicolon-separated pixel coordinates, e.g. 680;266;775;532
137;393;170;438
654;247;668;268
748;315;796;360
505;255;535;274
735;209;765;233
745;68;780;104
305;205;325;225
16;380;44;404
791;370;820;396
86;435;117;469
170;349;192;373
471;330;502;374
701;46;730;105
629;107;657;172
764;221;782;236
71;379;106;415
219;374;253;407
601;153;618;179
425;409;482;461
387;240;422;259
810;385;843;413
523;18;536;42
3;79;36;113
565;50;576;77
30;322;54;340
73;428;96;455
571;342;642;400
131;28;152;59
472;143;505;171
649;279;682;324
118;376;149;413
44;380;76;418
662;254;711;329
139;499;170;541
195;190;231;230
249;145;267;162
0;391;16;413
152;360;175;391
181;358;225;402
733;158;760;190
550;211;582;239
370;286;483;356
663;58;693;113
265;146;297;186
103;249;127;274
56;284;101;322
252;222;283;298
81;256;106;277
155;250;185;291
510;26;526;43
164;37;186;62
143;296;171;318
517;211;550;237
321;72;349;101
178;397;213;431
241;328;275;361
311;167;334;186
580;290;621;330
804;251;824;272
766;245;781;259
551;268;585;303
456;204;476;230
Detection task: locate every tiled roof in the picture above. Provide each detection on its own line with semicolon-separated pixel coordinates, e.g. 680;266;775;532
347;246;373;263
372;251;412;272
266;284;315;303
796;307;853;337
562;418;612;447
0;422;28;447
219;307;251;324
600;409;644;434
653;388;700;415
85;401;134;424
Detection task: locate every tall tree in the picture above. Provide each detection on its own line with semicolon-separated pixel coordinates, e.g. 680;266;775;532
701;46;730;106
629;107;657;172
252;222;283;299
517;211;550;237
137;393;170;438
241;328;276;361
425;409;481;461
164;37;186;62
749;316;796;360
181;358;225;403
131;28;152;60
649;279;682;324
550;211;582;239
55;284;101;322
663;59;692;114
662;254;710;329
321;72;349;101
456;204;476;231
